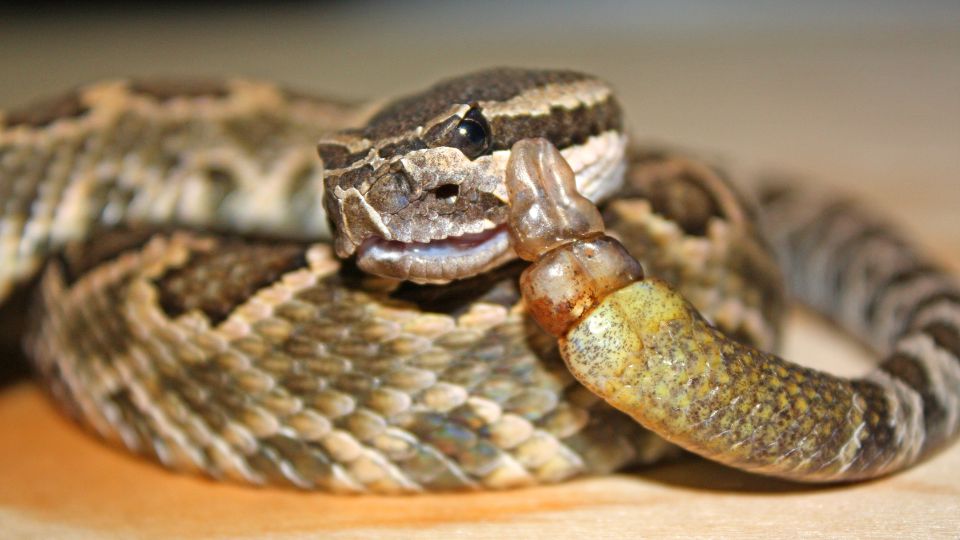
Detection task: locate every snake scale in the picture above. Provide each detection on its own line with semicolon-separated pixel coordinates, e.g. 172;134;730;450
0;68;957;492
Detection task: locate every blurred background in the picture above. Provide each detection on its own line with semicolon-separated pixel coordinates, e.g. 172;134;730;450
2;0;958;252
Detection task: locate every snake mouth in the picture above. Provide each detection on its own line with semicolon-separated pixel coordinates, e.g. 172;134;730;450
355;225;515;284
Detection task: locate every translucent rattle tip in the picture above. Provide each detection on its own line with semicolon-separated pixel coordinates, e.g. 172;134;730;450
505;138;605;261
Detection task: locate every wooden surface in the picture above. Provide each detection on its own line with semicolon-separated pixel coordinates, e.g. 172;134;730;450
1;3;958;538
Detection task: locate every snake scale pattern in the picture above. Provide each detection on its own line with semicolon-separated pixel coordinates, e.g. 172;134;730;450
0;68;957;492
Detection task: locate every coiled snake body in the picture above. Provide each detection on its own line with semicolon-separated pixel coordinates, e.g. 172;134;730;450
0;69;957;492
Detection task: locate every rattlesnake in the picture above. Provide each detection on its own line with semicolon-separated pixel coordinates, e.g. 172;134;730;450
1;68;956;492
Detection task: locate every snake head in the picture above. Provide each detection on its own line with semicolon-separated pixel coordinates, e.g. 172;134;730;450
320;68;626;284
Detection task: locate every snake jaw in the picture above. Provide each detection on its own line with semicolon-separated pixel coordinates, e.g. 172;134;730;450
342;150;515;283
356;224;514;284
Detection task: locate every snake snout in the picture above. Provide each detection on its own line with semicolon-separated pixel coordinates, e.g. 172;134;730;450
323;160;420;257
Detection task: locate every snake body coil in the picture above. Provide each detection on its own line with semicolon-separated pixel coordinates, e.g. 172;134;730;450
1;69;957;492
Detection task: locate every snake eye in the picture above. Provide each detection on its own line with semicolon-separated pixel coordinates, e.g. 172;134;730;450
450;108;491;159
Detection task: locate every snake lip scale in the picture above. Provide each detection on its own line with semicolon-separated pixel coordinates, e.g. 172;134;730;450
356;224;513;285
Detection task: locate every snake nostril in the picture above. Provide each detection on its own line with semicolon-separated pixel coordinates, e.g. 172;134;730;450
434;183;459;202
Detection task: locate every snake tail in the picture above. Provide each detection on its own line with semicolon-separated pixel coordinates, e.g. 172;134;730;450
508;138;960;482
